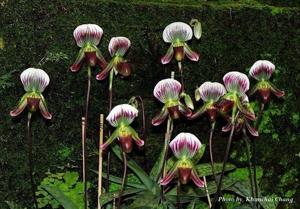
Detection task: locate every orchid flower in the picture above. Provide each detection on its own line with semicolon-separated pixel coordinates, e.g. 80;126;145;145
70;24;107;72
249;60;285;103
160;133;204;187
218;71;255;121
96;37;131;80
161;22;199;67
10;68;52;119
222;95;258;136
190;81;226;122
152;78;193;126
101;104;144;153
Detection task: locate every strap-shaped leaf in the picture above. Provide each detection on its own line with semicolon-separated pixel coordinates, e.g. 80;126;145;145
196;163;236;177
112;145;155;191
100;188;144;206
41;185;79;209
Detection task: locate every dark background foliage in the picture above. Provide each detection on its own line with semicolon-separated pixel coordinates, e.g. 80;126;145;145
0;0;299;208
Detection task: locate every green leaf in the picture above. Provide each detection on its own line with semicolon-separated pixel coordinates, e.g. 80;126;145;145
186;199;210;209
5;201;23;209
192;144;206;164
112;145;155;191
196;163;236;177
100;188;144;206
41;185;79;209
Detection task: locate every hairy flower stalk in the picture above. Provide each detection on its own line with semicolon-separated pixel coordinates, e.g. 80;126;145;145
161;22;199;89
249;60;285;203
96;37;132;192
70;23;106;209
10;68;52;209
212;72;252;209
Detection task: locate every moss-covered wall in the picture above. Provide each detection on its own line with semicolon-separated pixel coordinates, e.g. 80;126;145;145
0;0;299;208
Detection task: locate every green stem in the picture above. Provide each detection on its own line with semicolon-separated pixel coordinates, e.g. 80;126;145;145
82;66;91;209
27;112;38;209
209;122;217;182
242;127;256;209
117;152;127;209
177;181;182;209
106;69;114;193
212;106;237;209
159;116;173;201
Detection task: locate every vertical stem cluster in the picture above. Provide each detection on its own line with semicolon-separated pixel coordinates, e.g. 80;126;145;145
27;112;38;209
212;107;237;209
204;176;212;208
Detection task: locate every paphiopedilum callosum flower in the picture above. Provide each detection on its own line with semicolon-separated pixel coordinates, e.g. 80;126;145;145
161;22;199;67
190;81;226;122
218;71;255;120
152;78;193;126
10;68;52;119
160;133;204;187
222;95;258;136
249;60;285;103
96;37;131;80
101;104;144;153
70;24;107;72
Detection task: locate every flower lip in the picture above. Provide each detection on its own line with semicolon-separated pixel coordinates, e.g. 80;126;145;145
73;24;103;47
153;78;182;103
223;71;250;95
163;22;193;43
197;81;226;102
170;132;201;159
20;68;50;93
106;104;138;127
249;60;275;81
109;36;131;57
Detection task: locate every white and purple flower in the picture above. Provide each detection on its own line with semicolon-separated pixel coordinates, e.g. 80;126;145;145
10;68;52;119
161;22;199;67
160;133;204;187
191;82;226;121
101;104;144;153
249;60;284;103
96;36;131;80
70;24;107;72
152;78;192;126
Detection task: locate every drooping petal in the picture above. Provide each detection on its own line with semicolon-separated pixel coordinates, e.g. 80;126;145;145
191;169;204;187
128;126;144;147
70;48;85;72
269;82;285;98
96;48;107;69
184;43;199;62
170;132;201;159
223;71;250;96
96;60;114;80
249;60;275;81
100;129;119;150
153;78;182;103
163;22;193;43
116;61;131;77
161;45;174;64
222;121;232;132
39;95;52;120
10;94;28;117
106;104;138;127
189;105;207;120
198;81;226;102
160;164;178;186
73;24;103;47
178;102;192;118
108;37;131;57
152;106;169;126
245;121;259;137
236;97;255;121
20;68;50;93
